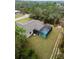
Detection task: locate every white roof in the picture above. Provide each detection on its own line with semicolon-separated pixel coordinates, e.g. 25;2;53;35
15;10;20;13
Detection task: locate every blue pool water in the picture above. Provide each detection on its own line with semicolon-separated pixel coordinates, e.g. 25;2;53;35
40;28;50;35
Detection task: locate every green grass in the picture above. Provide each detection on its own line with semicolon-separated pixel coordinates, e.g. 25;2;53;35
27;26;59;59
15;14;24;18
16;18;32;23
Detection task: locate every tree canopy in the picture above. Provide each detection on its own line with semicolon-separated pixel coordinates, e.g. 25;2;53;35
15;26;37;59
16;1;64;25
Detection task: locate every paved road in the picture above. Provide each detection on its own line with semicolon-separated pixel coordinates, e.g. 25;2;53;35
15;14;30;21
50;29;62;59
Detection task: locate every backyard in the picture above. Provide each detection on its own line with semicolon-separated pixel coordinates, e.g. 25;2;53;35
27;26;60;59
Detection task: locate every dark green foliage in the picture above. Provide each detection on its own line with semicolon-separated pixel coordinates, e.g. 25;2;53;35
15;1;64;25
15;26;26;59
15;26;37;59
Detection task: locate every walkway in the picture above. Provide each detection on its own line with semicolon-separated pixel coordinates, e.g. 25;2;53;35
15;14;30;21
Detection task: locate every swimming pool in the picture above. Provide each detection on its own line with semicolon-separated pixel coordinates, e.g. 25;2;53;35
39;26;52;38
40;27;50;35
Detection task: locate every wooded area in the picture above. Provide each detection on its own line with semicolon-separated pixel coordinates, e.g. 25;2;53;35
15;1;64;26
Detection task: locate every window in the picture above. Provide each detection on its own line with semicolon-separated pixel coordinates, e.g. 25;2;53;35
30;32;31;34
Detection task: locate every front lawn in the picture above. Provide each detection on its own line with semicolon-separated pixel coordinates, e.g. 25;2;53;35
16;18;32;23
15;14;24;18
27;26;59;59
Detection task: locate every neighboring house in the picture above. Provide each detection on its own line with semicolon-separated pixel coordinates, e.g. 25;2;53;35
16;20;52;38
15;10;21;14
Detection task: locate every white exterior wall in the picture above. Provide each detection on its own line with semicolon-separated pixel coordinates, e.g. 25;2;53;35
24;23;35;38
26;30;33;38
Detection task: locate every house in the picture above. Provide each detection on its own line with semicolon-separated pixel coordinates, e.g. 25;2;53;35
15;10;21;14
16;20;52;38
39;24;52;38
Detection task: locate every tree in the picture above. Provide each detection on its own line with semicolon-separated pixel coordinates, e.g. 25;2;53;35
15;26;26;59
30;7;43;19
15;26;37;59
16;1;64;25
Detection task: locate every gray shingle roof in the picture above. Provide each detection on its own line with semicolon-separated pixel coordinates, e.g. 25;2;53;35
23;20;45;31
